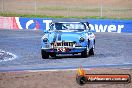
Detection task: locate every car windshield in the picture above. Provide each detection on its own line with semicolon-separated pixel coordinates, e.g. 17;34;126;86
50;22;86;30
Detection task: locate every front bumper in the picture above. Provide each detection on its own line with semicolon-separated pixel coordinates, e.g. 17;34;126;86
41;47;87;54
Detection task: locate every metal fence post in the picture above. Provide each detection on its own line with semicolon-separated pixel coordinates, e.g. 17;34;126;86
35;0;37;15
2;0;4;13
100;0;103;18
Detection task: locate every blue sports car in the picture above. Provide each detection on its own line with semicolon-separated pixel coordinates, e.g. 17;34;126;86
41;20;95;59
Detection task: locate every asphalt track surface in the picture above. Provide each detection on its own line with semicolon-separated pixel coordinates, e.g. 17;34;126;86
0;29;132;71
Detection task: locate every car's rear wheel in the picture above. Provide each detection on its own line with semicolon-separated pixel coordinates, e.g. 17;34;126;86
41;50;49;59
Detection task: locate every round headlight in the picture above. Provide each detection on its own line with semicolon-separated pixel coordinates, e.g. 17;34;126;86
79;37;85;42
43;38;48;42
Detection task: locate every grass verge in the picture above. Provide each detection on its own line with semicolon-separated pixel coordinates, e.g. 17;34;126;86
0;12;132;20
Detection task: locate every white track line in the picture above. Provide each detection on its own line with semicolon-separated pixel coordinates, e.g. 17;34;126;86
0;50;17;62
25;68;91;72
24;63;132;72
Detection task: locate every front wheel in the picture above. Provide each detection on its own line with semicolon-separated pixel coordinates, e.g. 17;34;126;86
41;50;49;59
89;41;95;56
81;46;89;58
89;47;94;55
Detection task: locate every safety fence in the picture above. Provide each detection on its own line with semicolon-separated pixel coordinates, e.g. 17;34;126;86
0;17;132;33
0;0;132;19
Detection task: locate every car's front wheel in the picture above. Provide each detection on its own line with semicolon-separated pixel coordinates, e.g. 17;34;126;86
41;50;49;59
81;46;89;58
89;40;95;56
89;47;94;55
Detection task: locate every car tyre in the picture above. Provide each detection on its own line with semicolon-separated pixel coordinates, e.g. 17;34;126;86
89;47;94;55
41;50;49;59
89;40;95;56
81;46;88;58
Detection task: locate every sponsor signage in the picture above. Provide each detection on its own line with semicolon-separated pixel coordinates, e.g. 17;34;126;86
76;67;131;85
15;17;52;30
0;17;132;33
88;19;132;33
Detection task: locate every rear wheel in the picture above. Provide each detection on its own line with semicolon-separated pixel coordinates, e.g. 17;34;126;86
41;50;49;59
